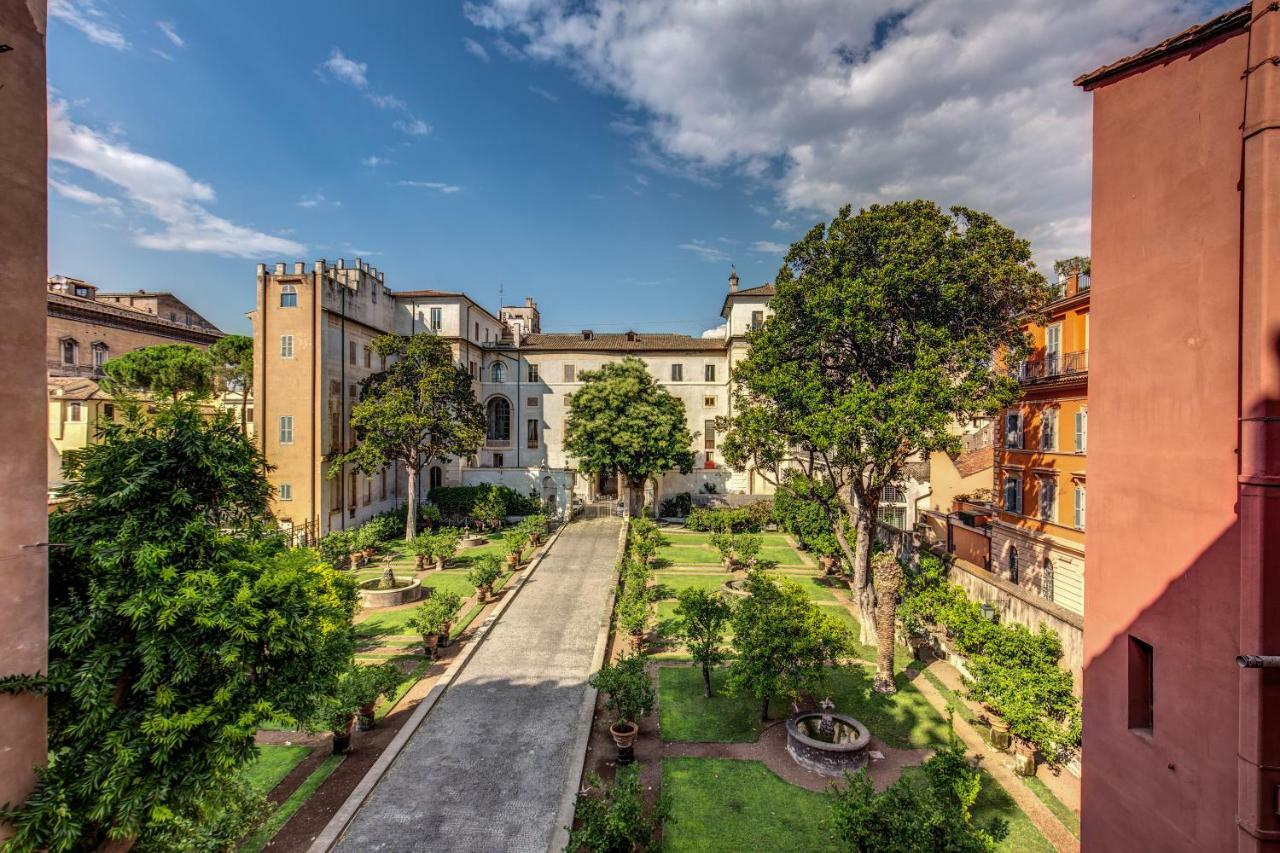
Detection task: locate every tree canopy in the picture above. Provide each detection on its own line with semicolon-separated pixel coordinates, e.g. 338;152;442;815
209;334;254;432
329;333;485;540
1;403;357;851
99;343;215;400
563;356;695;515
721;201;1048;688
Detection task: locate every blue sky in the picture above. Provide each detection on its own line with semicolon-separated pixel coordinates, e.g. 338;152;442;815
48;0;1232;337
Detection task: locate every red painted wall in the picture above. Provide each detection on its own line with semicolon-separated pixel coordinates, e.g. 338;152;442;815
1082;27;1248;853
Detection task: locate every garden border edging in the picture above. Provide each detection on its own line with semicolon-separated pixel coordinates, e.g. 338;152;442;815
306;520;573;853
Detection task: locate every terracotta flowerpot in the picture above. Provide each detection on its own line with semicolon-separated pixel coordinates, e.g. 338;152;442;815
818;555;837;575
609;720;639;750
332;716;355;754
989;716;1012;752
435;557;446;571
440;621;453;646
416;555;426;571
422;632;440;657
479;584;492;602
359;701;378;729
507;553;519;570
1012;739;1037;776
349;553;362;570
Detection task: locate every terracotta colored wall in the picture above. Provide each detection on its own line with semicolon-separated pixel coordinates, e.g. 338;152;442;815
1083;29;1248;853
46;311;217;373
0;1;48;835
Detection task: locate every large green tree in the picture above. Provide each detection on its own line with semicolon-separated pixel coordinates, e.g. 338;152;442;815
329;333;485;540
99;343;215;401
563;356;695;516
209;334;254;433
0;403;357;851
722;201;1047;691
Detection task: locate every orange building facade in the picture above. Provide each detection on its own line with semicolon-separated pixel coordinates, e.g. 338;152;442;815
991;269;1089;617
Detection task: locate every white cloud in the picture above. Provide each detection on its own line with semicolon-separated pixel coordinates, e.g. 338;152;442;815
50;0;128;50
701;323;727;339
463;37;491;62
528;85;559;103
296;193;340;209
751;204;770;216
49;99;304;258
152;49;174;61
368;93;407;111
394;118;432;136
751;240;788;254
155;21;184;48
465;0;1222;269
319;47;368;87
770;218;792;230
362;155;389;167
398;180;462;193
49;177;122;215
679;240;731;263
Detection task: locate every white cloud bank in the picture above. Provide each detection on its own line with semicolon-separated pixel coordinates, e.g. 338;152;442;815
465;0;1220;267
50;0;128;50
49;100;304;258
318;48;432;137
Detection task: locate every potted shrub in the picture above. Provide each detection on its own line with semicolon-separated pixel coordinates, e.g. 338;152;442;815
501;526;530;570
317;529;354;571
352;662;404;729
734;533;762;568
522;513;548;546
710;531;736;571
354;524;381;561
568;771;669;853
616;590;650;652
430;527;462;571
311;679;360;755
418;503;442;531
467;554;504;602
589;653;654;758
410;533;433;571
409;590;464;658
473;489;505;531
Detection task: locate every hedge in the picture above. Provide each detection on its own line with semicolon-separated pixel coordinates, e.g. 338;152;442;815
428;484;539;519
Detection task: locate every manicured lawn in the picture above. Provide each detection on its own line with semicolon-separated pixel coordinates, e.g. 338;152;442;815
657;544;724;566
354;606;421;639
825;668;949;749
244;744;311;794
651;572;733;598
975;770;1057;852
418;569;479;600
764;572;840;601
1023;775;1081;838
240;754;345;853
758;545;809;566
661;758;839;853
659;667;760;743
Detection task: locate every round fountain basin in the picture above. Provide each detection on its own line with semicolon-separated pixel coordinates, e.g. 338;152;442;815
721;579;749;597
358;577;424;609
785;712;871;777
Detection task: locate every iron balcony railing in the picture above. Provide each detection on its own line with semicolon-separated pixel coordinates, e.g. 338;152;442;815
1010;349;1088;383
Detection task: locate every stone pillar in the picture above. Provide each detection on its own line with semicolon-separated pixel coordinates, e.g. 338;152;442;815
0;1;49;837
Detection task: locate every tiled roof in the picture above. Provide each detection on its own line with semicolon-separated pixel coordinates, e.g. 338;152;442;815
720;282;776;316
47;292;224;341
952;445;994;478
520;332;726;352
1075;4;1250;89
394;289;463;297
48;377;109;400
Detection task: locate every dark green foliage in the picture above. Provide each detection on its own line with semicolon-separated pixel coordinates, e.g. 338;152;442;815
590;653;655;725
900;555;1080;759
828;734;1007;852
208;334;254;432
658;492;692;518
466;554;504;597
685;506;760;533
428;484;539;519
628;517;666;564
408;591;465;637
674;589;733;697
135;773;271;853
1;403;357;851
728;572;854;719
316;529;355;569
772;471;843;557
563;357;695;515
567;769;668;853
100;343;215;400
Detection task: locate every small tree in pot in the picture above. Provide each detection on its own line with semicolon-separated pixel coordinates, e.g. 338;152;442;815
409;533;433;571
467;554;504;602
710;530;737;571
589;653;654;757
734;533;763;569
616;588;650;652
428;527;462;571
351;662;405;728
473;489;505;531
521;513;548;546
409;590;464;658
501;526;531;570
567;769;669;853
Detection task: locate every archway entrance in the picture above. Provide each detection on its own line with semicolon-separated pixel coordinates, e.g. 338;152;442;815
596;471;619;497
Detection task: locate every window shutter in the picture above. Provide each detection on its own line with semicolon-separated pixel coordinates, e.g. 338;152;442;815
1075;485;1086;529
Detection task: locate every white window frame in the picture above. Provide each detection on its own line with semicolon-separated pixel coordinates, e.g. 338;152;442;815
279;483;293;501
528;363;540;382
1039;474;1057;522
430;307;442;331
1074;484;1086;530
704;363;716;382
1075;408;1088;453
280;335;294;358
1045;322;1062;376
671;364;684;382
279;415;294;445
1041;406;1057;451
1005;410;1023;449
1003;474;1023;514
279;284;298;308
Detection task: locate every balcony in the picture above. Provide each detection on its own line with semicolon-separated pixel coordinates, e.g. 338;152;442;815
1010;350;1088;384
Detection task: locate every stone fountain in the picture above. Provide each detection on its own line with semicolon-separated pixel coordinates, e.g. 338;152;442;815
785;697;871;777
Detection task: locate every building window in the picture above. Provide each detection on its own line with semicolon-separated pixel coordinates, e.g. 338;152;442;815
881;484;905;504
704;396;716;407
92;342;108;369
364;476;372;506
246;407;253;424
527;419;539;449
528;363;540;382
1042;559;1054;601
469;361;477;379
364;347;372;368
527;396;539;407
1041;407;1057;450
430;307;442;331
60;338;77;366
1074;408;1088;453
750;310;764;330
475;321;480;341
704;419;716;451
1004;411;1023;449
67;402;82;422
493;452;505;468
279;483;293;501
280;335;294;358
671;364;684;382
1009;547;1019;583
705;363;716;382
280;284;298;308
491;362;506;383
564;364;575;383
1074;483;1086;530
1039;475;1056;522
878;505;907;528
429;466;443;492
1003;475;1022;513
279;415;294;444
349;340;357;365
102;403;115;420
486;397;511;442
1128;636;1154;732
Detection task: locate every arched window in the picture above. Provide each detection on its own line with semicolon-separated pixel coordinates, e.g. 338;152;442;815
91;342;108;370
486;397;511;442
1042;559;1054;602
279;284;298;308
60;337;78;366
1009;547;1019;584
429;466;443;492
491;362;506;383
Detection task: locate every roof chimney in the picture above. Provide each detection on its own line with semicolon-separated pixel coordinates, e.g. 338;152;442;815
728;265;739;292
581;329;594;341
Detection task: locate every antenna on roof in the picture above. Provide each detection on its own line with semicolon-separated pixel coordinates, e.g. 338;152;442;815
498;282;504;314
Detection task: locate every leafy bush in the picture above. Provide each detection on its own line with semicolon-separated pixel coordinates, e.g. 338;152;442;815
629;517;666;563
686;506;760;533
616;589;651;643
418;503;442;528
362;509;406;543
658;492;693;517
709;531;736;563
734;533;763;566
353;523;384;553
674;588;733;697
590;653;655;725
466;554;504;598
567;769;668;853
429;484;539;520
772;471;842;556
501;525;531;558
317;529;355;569
350;662;405;713
409;590;465;637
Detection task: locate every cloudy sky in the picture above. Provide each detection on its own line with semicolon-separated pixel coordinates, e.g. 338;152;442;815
48;0;1230;336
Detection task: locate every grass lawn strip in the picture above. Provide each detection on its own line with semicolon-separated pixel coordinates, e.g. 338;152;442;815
240;754;345;853
1022;775;1081;839
243;744;311;794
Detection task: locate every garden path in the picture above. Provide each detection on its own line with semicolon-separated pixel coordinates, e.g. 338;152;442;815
331;517;623;853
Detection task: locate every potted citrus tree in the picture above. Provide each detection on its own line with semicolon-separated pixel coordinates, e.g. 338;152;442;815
735;533;763;569
616;589;650;652
429;527;462;571
710;531;736;571
466;554;504;603
409;590;464;658
521;513;548;547
352;662;405;729
589;653;654;760
410;533;433;571
501;526;530;570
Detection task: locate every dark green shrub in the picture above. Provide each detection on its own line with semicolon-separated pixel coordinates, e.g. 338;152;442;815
429;484;538;519
658;492;692;517
772;471;842;556
567;769;668;853
685;506;759;532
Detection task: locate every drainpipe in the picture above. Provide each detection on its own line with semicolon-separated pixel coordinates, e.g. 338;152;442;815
1238;2;1280;847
